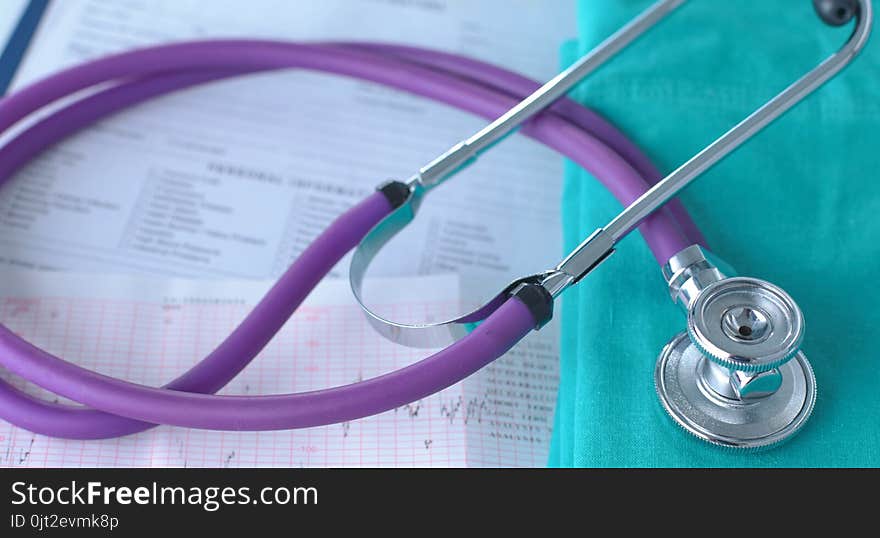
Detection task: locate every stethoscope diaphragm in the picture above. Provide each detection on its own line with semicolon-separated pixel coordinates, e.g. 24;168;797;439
655;332;816;449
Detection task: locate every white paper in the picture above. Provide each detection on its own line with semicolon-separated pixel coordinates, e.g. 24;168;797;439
4;0;573;294
0;0;572;466
0;271;556;468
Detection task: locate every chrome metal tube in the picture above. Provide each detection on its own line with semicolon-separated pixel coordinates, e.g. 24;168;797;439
552;0;872;290
413;0;686;189
604;0;873;242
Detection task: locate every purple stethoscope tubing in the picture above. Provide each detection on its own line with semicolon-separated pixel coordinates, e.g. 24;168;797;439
0;41;695;439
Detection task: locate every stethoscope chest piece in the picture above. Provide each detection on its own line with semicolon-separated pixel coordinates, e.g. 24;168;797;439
655;247;817;449
655;333;816;449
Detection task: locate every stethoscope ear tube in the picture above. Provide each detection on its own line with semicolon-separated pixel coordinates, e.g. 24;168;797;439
351;0;873;349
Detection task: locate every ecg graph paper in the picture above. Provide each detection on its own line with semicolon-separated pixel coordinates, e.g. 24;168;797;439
0;272;557;468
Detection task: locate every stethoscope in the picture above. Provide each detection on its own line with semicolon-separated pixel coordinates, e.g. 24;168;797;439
0;0;870;448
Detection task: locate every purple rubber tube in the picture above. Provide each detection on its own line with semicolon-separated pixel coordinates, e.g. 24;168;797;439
0;40;690;262
0;53;682;437
0;41;698;436
0;40;705;248
0;296;535;430
0;190;394;437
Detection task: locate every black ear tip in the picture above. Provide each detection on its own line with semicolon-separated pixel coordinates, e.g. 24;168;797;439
813;0;858;26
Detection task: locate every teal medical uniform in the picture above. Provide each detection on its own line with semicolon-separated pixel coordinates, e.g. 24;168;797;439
550;0;880;467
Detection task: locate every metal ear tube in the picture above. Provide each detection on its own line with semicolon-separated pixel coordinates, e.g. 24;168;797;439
655;246;816;448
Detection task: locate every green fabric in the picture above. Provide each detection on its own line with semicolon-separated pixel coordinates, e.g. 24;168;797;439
550;0;880;467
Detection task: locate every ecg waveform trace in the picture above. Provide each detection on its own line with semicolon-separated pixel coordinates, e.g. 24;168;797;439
0;274;557;467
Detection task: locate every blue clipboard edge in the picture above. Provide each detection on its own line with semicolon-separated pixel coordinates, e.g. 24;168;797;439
0;0;50;95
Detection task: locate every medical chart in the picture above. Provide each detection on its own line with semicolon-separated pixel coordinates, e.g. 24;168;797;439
0;271;557;467
0;0;574;466
4;0;573;289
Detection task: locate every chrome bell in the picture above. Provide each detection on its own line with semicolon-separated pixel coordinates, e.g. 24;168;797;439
654;245;816;449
